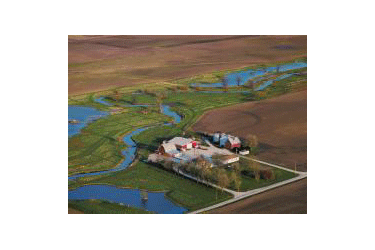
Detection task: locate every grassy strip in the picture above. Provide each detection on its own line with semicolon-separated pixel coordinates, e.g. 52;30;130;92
237;157;296;191
68;199;154;214
72;161;233;212
68;105;169;176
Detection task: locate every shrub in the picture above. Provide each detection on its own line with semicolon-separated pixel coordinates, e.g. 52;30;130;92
259;169;275;180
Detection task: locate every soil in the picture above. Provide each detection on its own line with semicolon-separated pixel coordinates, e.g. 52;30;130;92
68;208;84;214
68;35;307;95
193;90;307;171
209;178;307;214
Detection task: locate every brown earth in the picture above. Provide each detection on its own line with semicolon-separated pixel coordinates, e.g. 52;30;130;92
68;35;307;95
193;90;307;171
209;178;307;214
68;208;84;214
194;90;307;214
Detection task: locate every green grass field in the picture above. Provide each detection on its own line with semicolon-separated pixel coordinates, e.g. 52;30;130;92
236;157;297;191
69;161;233;212
68;105;169;176
68;199;154;214
68;58;306;212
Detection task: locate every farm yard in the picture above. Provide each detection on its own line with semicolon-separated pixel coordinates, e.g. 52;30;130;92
193;89;307;171
68;36;307;214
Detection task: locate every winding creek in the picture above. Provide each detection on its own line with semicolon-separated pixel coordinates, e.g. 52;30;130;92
68;61;306;213
190;62;307;88
68;99;187;214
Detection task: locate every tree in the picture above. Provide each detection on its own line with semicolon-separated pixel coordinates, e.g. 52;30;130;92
222;77;228;90
242;134;258;154
231;162;240;174
251;159;261;181
229;172;242;192
155;92;167;113
162;160;174;171
112;89;122;101
131;95;137;105
236;76;242;87
217;169;229;192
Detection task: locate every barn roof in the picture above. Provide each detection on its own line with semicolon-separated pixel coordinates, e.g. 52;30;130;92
228;136;241;145
167;137;193;146
161;143;177;152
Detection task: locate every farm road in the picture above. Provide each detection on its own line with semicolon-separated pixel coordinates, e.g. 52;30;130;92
188;156;307;214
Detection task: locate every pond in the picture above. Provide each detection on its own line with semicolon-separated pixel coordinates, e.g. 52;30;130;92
68;106;108;138
68;99;186;213
69;185;187;214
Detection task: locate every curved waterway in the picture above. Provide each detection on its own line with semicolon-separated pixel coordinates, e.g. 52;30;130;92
68;106;109;138
190;62;307;88
68;99;187;213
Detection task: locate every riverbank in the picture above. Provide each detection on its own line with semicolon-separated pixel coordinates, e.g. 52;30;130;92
68;199;154;214
68;58;307;213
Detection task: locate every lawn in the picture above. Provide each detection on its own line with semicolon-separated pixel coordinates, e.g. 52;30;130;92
68;103;169;176
70;161;233;212
68;57;305;212
68;199;154;214
236;157;297;191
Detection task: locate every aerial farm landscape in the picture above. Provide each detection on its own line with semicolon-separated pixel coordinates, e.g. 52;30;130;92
68;35;307;214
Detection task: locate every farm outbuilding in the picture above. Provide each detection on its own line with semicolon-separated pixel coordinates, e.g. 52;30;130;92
218;155;240;165
217;133;241;149
158;143;181;157
225;136;241;149
167;137;197;150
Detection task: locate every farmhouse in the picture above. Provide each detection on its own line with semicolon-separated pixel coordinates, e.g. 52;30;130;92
165;137;197;151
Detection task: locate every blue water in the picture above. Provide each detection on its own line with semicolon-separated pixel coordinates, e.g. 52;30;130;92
254;73;293;91
69;185;187;214
190;62;306;88
69;99;186;213
161;105;181;124
68;106;109;138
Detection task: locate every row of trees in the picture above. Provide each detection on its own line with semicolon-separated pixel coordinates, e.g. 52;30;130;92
158;156;242;192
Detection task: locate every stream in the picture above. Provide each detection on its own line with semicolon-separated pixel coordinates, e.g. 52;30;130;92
68;61;306;213
68;99;187;214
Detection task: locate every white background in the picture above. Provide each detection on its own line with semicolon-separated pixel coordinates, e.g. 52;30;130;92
1;1;374;250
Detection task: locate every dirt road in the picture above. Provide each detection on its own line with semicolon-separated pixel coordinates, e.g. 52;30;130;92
209;178;307;214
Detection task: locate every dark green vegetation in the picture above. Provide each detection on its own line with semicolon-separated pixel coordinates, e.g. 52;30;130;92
158;156;296;193
68;199;154;214
69;161;232;211
68;104;169;176
68;58;306;212
237;157;296;191
132;92;250;151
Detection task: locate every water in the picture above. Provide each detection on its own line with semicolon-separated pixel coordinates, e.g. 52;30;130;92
68;106;109;138
69;185;187;214
254;73;293;91
69;99;186;213
190;62;306;88
161;104;181;124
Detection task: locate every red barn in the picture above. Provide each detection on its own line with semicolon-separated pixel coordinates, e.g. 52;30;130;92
167;137;197;150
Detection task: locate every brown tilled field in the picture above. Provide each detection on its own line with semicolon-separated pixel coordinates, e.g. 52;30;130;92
68;35;307;95
193;89;307;171
209;179;307;214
